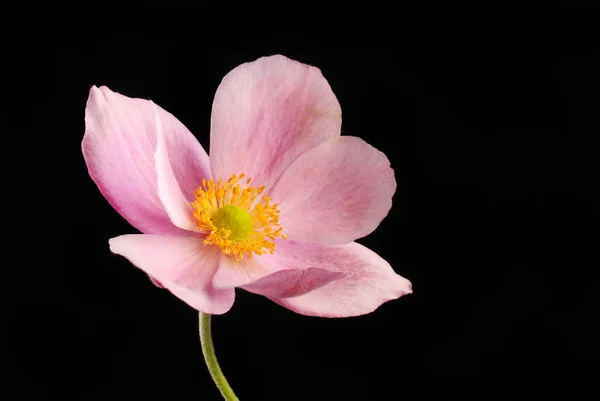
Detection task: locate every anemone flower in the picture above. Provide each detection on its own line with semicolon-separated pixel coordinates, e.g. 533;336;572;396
83;54;412;400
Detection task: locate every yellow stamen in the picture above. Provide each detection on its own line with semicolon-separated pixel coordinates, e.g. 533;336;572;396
191;173;287;261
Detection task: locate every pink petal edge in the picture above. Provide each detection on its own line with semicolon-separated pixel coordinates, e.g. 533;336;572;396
242;241;412;318
152;101;202;233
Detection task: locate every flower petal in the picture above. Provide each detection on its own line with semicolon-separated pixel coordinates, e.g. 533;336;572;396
212;241;294;289
236;267;342;298
270;136;396;245
109;234;235;314
241;241;412;318
210;55;342;190
152;101;201;232
82;86;211;236
212;237;342;290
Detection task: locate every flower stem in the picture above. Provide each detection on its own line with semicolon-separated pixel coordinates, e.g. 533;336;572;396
199;312;239;401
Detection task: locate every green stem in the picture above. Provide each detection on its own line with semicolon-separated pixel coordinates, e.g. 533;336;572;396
199;312;239;401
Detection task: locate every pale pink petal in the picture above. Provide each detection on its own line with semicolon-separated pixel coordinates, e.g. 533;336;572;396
242;241;412;318
236;268;342;298
210;55;342;190
212;242;294;289
109;234;234;314
270;136;396;245
152;101;201;232
212;237;341;289
82;86;211;236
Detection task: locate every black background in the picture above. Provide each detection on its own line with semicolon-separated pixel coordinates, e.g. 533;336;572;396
7;8;600;400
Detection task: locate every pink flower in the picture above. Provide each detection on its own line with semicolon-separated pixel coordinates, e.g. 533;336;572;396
82;55;412;317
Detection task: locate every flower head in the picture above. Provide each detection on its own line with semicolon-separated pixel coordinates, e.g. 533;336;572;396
82;55;412;317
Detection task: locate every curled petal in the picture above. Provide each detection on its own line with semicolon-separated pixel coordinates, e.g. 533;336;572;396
271;136;396;245
82;86;211;235
152;101;201;232
242;241;412;317
236;267;342;298
210;55;342;190
109;234;235;314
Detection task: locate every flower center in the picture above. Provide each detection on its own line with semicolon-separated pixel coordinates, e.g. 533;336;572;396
211;205;253;241
191;173;287;261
